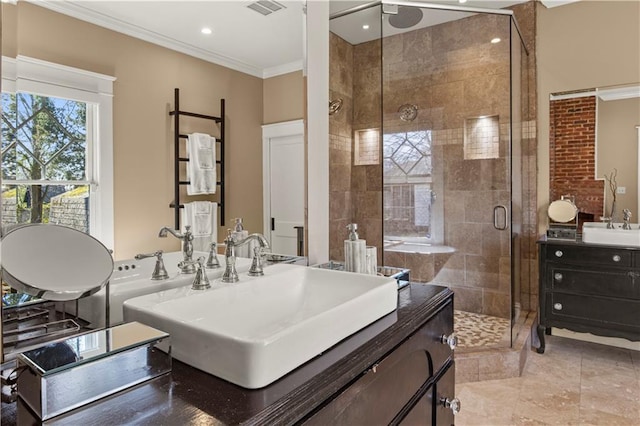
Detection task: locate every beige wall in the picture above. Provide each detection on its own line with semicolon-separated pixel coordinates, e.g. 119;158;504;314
2;2;303;260
263;71;304;124
537;1;640;233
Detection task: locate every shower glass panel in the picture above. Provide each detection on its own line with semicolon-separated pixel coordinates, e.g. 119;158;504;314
329;1;529;351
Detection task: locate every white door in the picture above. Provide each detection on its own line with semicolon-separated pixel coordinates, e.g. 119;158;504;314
263;120;305;255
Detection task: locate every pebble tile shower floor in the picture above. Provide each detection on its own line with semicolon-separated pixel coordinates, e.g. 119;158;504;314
454;310;511;350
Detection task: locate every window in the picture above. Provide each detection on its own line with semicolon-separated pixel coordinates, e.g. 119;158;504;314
1;56;115;248
383;130;433;236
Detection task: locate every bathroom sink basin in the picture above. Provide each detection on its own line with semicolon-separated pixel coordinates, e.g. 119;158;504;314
75;251;252;327
123;263;398;389
582;222;640;247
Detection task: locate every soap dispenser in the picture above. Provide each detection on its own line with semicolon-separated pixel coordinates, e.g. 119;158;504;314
231;218;251;258
344;223;367;273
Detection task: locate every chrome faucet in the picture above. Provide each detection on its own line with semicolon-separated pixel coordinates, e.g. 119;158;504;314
222;230;270;283
191;257;211;290
622;209;632;230
206;242;221;269
134;250;169;280
158;225;196;274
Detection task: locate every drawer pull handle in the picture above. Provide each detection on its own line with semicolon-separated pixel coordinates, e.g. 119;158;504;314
554;303;563;311
440;397;461;415
612;255;621;262
555;250;563;258
440;333;458;350
554;273;563;282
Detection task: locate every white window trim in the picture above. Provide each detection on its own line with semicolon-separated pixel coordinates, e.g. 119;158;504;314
1;55;116;249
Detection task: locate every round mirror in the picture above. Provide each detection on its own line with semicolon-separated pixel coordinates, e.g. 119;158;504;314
1;224;114;301
548;199;578;223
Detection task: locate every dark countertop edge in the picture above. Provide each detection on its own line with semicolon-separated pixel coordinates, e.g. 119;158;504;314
245;284;455;425
537;235;640;250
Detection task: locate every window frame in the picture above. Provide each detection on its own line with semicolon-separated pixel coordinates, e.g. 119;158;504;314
1;56;115;249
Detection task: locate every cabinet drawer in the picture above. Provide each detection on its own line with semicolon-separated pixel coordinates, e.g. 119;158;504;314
305;302;453;425
546;245;632;267
547;266;640;299
546;293;640;330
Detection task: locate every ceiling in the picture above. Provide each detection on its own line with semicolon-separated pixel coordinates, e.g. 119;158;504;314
25;0;578;79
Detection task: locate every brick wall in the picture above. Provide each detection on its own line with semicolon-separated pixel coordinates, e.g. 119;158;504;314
549;96;604;218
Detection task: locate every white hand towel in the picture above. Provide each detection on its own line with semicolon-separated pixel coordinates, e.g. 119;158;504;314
182;201;218;252
186;133;216;195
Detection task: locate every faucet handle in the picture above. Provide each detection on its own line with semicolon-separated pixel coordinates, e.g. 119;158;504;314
191;257;211;290
134;250;169;280
248;246;265;277
206;242;221;269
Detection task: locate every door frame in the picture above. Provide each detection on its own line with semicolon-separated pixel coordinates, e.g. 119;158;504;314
262;119;305;246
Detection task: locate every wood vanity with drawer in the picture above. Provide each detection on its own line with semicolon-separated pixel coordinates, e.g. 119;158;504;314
2;284;457;425
537;238;640;353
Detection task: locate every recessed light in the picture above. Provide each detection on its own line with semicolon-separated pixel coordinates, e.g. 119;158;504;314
459;0;468;3
491;37;501;44
201;27;212;35
362;24;370;30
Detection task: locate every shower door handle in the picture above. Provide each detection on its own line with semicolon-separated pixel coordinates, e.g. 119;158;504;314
493;205;508;230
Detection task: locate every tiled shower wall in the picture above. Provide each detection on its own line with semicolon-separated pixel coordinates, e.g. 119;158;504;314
328;2;538;318
329;33;355;262
329;33;383;263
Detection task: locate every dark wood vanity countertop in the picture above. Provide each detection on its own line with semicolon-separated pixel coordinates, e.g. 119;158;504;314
1;283;453;426
538;235;639;249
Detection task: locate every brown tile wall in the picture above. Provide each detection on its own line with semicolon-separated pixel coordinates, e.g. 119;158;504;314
329;33;354;262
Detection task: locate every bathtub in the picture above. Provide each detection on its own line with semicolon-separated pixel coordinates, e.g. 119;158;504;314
384;238;456;283
384;238;456;255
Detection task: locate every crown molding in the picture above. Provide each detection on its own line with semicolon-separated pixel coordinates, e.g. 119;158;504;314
539;0;581;9
263;60;304;79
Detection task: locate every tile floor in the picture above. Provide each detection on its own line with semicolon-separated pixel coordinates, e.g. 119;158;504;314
454;310;511;349
455;334;640;425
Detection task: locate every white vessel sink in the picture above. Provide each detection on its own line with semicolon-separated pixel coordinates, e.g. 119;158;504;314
76;251;252;327
582;222;640;247
123;264;398;389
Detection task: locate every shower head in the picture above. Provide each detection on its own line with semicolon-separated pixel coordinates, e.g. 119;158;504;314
329;98;343;116
388;6;423;29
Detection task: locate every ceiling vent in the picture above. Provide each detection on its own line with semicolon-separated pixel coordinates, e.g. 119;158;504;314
247;0;286;16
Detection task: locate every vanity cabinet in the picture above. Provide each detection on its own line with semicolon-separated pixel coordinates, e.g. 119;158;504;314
2;285;456;426
537;239;640;353
304;300;456;425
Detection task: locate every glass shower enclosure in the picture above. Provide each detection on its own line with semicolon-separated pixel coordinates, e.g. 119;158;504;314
329;0;530;350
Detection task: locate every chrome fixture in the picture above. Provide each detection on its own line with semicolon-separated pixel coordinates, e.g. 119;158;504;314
206;242;221;269
191;257;211;290
623;209;632;230
222;230;270;283
329;98;343;116
248;246;265;277
134;250;169;280
158;225;196;274
398;103;418;121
